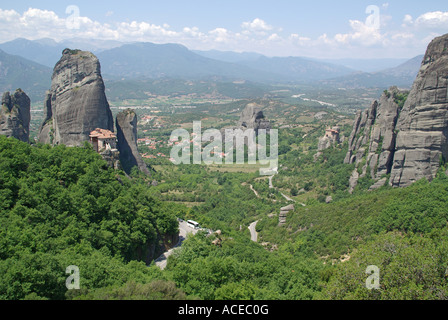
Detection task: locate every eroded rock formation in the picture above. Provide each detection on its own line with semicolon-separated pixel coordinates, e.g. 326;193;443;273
0;89;30;142
38;49;113;146
344;87;405;192
239;103;271;134
344;33;448;190
116;108;151;175
318;127;340;152
279;204;294;226
389;34;448;187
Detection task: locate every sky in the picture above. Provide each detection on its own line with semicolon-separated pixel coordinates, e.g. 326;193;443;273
0;0;447;59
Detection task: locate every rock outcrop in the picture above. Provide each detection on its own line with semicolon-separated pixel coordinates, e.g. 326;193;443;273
38;49;113;146
389;34;448;187
116;109;151;175
345;33;448;190
100;148;121;170
318;127;341;151
279;204;294;226
221;102;272;151
239;103;271;134
344;87;406;192
0;89;30;142
314;126;341;161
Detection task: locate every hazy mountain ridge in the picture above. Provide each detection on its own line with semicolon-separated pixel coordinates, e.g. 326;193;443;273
321;55;424;89
0;38;125;68
0;38;424;101
0;49;51;101
192;49;264;63
96;42;284;82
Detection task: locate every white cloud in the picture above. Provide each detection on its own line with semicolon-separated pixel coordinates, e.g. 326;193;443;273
415;11;448;29
267;33;281;42
0;9;20;22
402;14;413;27
209;28;230;43
289;34;311;42
402;11;448;32
334;19;383;46
183;26;204;38
241;18;273;32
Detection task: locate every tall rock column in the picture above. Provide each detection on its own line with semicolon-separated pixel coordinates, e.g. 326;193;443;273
344;87;405;192
38;49;113;146
0;89;31;142
116;109;151;175
390;34;448;187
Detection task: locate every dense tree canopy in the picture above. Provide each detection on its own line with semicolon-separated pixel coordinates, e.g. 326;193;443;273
0;136;178;300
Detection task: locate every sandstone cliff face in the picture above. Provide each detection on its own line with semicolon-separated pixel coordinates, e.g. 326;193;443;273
0;89;30;142
344;33;448;190
38;49;113;146
116;109;150;175
389;34;448;187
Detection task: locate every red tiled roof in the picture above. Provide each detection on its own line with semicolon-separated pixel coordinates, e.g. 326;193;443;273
89;128;116;139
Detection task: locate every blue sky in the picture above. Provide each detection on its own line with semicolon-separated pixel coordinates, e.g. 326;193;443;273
1;1;448;58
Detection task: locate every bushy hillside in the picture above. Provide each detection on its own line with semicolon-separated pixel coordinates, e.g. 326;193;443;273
0;136;180;300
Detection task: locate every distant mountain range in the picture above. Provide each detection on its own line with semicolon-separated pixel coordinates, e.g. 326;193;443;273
317;58;410;73
0;49;51;101
321;55;424;89
192;50;265;63
0;38;125;68
96;42;283;82
0;37;424;102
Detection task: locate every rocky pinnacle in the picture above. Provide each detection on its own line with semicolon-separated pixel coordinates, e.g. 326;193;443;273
116;108;151;176
344;32;448;190
0;89;31;142
38;48;114;146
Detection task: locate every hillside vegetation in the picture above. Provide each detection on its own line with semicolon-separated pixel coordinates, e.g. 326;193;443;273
0;136;179;300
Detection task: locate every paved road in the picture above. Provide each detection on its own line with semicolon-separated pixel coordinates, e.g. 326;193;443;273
154;220;198;270
248;221;259;242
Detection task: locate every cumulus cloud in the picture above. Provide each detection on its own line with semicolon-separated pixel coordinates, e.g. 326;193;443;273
0;8;183;42
209;28;230;43
241;18;273;32
414;11;448;29
402;11;448;31
333;19;383;46
0;9;279;49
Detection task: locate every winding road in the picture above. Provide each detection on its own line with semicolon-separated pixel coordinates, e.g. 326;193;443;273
247;173;307;243
154;220;198;270
248;221;259;242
